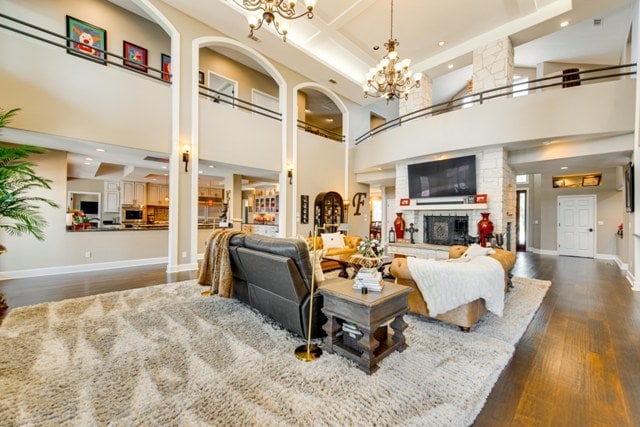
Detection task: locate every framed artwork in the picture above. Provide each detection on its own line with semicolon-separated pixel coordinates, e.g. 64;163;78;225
474;194;487;203
198;71;205;85
66;16;107;64
123;41;148;72
300;195;309;224
625;162;634;213
581;175;601;187
399;198;410;206
161;53;171;82
553;179;565;188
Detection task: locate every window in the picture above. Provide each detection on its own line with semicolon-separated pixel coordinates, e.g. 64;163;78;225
516;175;528;184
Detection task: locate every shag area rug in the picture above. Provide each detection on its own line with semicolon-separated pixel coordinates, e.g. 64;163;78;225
0;277;550;426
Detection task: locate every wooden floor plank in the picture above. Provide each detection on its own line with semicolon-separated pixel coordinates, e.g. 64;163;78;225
1;253;639;425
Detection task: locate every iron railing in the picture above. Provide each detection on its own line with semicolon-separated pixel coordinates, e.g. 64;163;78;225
198;85;282;121
296;119;345;142
0;13;171;83
355;63;637;144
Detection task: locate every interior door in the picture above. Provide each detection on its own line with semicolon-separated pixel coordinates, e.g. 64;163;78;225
557;195;595;258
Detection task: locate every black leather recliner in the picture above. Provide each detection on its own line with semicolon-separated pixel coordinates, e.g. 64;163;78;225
227;234;349;339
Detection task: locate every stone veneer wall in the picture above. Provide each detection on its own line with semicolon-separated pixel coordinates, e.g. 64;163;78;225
472;37;514;98
399;74;433;117
394;147;516;250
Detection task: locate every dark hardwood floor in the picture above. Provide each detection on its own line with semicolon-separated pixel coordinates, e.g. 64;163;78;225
1;253;638;425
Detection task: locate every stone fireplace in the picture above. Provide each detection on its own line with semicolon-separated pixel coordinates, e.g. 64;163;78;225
423;215;469;246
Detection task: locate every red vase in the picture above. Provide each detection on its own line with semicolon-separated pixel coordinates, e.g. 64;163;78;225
477;212;494;247
394;213;406;240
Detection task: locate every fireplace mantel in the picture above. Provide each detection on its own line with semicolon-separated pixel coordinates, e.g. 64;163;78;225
399;203;487;211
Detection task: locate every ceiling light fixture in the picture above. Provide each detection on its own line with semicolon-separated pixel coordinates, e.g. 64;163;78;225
438;41;445;47
234;0;317;43
560;20;569;28
363;0;422;102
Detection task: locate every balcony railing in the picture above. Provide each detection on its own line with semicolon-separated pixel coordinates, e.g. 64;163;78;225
0;13;171;83
198;85;282;122
297;119;345;143
355;63;637;145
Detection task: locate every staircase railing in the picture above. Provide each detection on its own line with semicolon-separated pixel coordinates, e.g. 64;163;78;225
198;85;282;121
297;119;345;143
355;63;637;145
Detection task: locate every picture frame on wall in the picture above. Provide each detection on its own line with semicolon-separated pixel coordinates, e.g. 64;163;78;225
581;175;601;187
198;71;205;85
161;53;171;82
123;41;148;72
625;162;634;213
399;198;410;206
474;194;487;204
300;195;309;224
66;16;107;64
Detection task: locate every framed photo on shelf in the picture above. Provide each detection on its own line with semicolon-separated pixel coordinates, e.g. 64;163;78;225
399;198;410;206
553;178;565;188
66;16;107;64
474;194;487;204
581;175;601;187
123;41;148;72
161;53;171;82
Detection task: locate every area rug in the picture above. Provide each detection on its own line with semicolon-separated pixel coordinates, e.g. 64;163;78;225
0;276;550;426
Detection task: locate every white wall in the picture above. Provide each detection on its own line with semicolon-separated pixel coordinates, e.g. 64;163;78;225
353;79;636;172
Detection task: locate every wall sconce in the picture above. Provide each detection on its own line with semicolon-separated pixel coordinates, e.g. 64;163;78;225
182;144;191;172
287;163;294;185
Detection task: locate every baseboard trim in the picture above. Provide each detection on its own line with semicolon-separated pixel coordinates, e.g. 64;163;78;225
529;247;559;256
627;271;639;291
166;262;198;273
613;256;629;272
0;257;168;280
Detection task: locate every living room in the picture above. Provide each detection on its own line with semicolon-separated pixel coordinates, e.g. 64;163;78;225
0;0;639;424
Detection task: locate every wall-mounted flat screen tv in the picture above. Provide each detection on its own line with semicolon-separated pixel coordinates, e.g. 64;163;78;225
408;155;477;198
80;201;99;215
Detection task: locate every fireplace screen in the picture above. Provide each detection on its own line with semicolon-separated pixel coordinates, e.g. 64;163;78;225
424;215;469;245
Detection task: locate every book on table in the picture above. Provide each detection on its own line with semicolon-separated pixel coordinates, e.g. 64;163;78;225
353;269;384;291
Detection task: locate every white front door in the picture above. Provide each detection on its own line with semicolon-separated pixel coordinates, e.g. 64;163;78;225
557;195;595;258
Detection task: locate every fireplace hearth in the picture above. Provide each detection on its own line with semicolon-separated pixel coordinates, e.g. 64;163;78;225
424;215;469;246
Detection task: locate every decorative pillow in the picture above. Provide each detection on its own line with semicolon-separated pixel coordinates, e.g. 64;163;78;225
321;232;346;250
462;243;496;259
308;248;326;283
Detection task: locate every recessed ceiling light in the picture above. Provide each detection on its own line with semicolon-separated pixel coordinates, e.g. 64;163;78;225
560;166;568;170
209;165;215;168
199;170;203;174
438;41;445;47
447;64;454;69
84;162;91;166
85;157;93;161
560;20;569;28
161;166;167;169
96;148;106;152
152;178;157;181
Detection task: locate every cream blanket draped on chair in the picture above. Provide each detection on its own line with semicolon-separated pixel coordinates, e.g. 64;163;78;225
198;229;243;297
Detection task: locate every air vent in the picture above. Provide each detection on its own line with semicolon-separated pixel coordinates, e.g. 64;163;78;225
143;156;169;163
593;18;603;27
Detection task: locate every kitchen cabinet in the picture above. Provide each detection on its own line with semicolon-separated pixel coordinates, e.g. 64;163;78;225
198;187;224;198
147;183;169;206
103;181;120;212
254;193;279;224
314;191;343;230
121;181;146;205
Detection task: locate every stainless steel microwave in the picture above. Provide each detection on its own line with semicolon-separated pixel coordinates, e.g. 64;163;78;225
122;205;144;223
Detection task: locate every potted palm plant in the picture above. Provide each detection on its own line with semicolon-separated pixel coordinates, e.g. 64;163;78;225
0;107;59;317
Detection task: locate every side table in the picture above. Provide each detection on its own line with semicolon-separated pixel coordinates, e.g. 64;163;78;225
319;280;412;374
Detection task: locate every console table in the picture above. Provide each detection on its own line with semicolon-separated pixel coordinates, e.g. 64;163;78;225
386;242;450;260
319;280;412;374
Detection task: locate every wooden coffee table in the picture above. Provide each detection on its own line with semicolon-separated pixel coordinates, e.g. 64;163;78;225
323;253;392;279
319;280;411;374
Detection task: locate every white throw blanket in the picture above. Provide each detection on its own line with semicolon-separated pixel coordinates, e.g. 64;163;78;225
407;255;505;317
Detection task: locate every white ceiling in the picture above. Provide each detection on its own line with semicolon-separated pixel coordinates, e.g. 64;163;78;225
11;0;635;183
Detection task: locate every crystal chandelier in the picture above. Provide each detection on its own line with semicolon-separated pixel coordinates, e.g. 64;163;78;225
363;0;422;102
234;0;318;43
